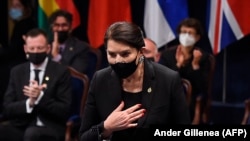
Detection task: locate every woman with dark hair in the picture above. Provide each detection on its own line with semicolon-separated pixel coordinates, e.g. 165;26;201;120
8;0;36;67
160;18;212;122
79;21;190;141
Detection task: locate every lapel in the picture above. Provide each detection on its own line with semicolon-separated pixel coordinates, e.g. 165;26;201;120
137;60;156;127
23;63;31;85
21;63;31;99
62;38;75;60
109;69;123;105
41;60;52;89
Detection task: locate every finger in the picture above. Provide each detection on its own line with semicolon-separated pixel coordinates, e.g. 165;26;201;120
29;80;38;86
40;83;47;90
127;123;138;128
23;85;30;90
114;101;124;112
125;104;142;114
54;32;58;42
23;88;32;96
128;109;145;123
23;88;30;93
23;93;31;97
177;46;182;53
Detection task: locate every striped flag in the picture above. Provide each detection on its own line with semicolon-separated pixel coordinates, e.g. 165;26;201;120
88;0;132;48
207;0;250;55
144;0;189;48
38;0;80;32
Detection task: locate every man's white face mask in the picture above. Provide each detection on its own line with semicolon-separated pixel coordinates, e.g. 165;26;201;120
179;33;196;47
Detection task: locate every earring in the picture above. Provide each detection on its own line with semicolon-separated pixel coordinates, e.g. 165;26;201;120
139;56;145;63
26;54;29;59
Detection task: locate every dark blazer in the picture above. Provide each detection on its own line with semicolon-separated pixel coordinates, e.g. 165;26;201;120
60;37;90;74
3;59;72;134
79;59;190;141
160;46;211;97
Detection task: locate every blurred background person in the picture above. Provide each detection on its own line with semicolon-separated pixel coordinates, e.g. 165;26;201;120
0;28;72;141
142;38;161;62
159;18;211;122
49;9;90;74
8;0;36;67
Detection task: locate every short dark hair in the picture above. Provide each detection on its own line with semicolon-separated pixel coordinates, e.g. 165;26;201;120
104;21;145;50
177;18;203;36
25;28;48;42
19;0;32;8
48;9;73;25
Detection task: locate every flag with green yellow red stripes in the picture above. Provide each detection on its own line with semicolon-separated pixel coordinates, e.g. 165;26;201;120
37;0;80;32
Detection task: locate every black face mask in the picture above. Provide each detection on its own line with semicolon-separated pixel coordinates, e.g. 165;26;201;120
58;31;69;43
110;57;138;78
27;52;47;65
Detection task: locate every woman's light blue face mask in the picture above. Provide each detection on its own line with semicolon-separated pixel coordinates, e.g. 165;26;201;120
9;8;23;20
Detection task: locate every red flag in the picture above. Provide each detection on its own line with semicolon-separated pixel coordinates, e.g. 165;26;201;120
88;0;132;48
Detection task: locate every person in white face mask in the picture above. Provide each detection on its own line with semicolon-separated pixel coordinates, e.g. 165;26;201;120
159;18;212;124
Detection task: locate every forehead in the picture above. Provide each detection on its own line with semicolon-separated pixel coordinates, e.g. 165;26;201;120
26;35;47;46
54;16;68;23
11;0;22;7
180;26;196;32
144;40;155;49
107;40;135;53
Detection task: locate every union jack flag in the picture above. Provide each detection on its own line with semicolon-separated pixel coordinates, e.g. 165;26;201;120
207;0;250;55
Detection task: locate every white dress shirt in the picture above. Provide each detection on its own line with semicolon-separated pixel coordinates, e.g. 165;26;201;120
26;57;48;126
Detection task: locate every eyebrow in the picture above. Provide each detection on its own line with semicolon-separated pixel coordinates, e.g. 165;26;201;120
107;50;131;54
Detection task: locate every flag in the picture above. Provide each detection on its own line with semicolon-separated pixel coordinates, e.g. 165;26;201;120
88;0;132;48
144;0;189;48
207;0;250;55
38;0;80;31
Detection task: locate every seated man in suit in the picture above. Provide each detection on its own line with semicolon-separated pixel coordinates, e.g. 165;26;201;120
0;28;72;141
49;9;90;74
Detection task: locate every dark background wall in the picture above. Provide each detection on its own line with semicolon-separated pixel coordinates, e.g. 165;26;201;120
70;0;250;103
0;0;8;48
0;0;249;104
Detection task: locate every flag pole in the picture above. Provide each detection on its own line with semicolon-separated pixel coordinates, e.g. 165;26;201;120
222;48;227;103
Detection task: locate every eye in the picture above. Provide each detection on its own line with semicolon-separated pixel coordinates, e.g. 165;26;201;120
120;51;130;57
29;47;34;51
108;52;116;58
37;46;43;50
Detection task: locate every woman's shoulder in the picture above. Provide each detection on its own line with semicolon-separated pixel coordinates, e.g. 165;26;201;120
152;62;179;77
93;66;113;79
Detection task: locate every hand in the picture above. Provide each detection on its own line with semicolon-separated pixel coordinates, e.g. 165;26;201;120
192;49;202;70
23;80;46;106
51;32;59;57
176;46;184;68
103;101;146;137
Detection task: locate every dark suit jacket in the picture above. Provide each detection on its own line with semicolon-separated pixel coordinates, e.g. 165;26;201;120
79;60;190;141
3;59;72;134
60;37;90;74
160;45;211;98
